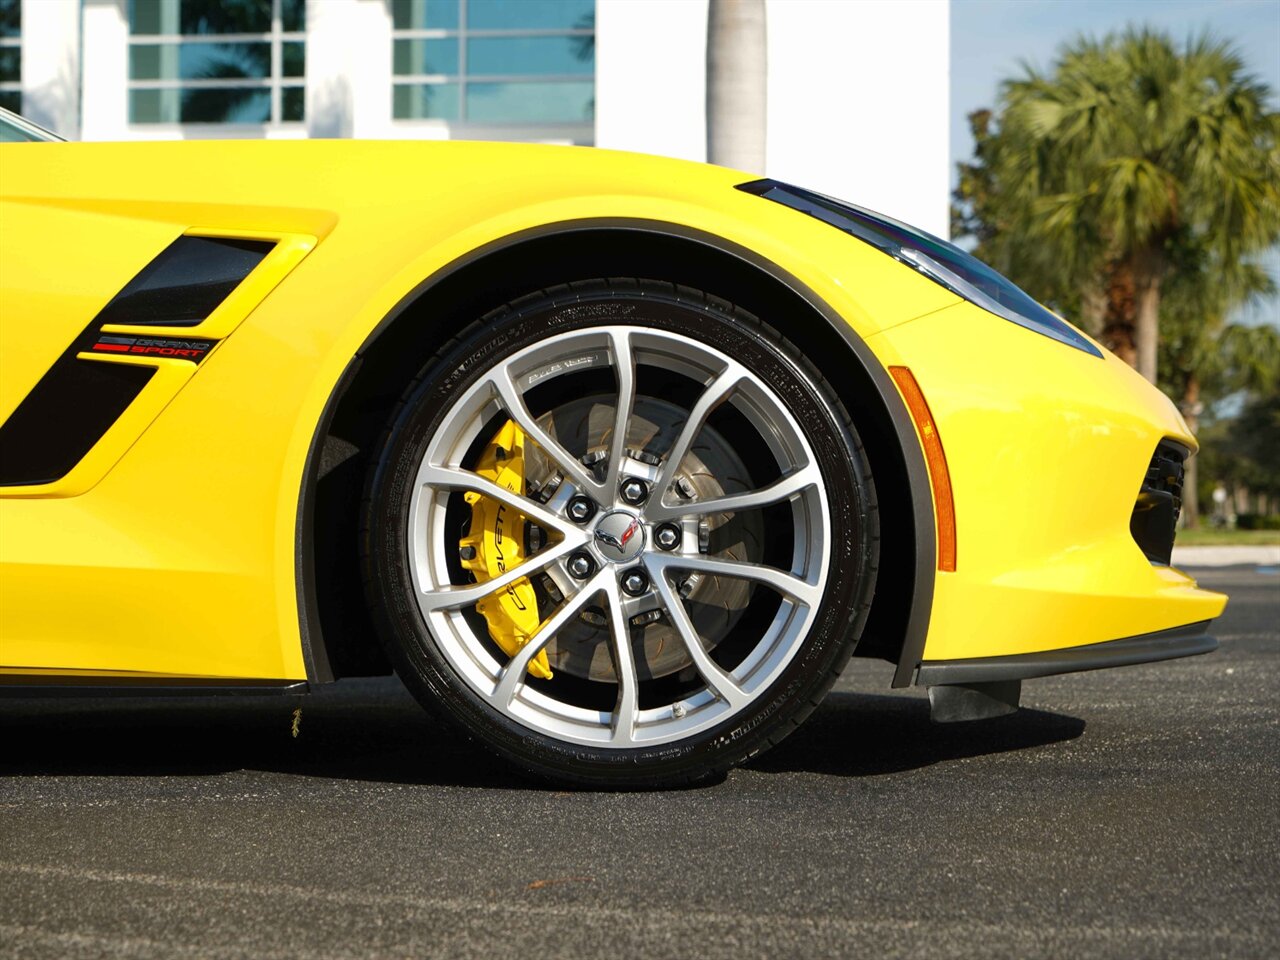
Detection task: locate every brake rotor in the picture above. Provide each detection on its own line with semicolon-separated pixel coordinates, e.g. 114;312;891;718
525;394;764;683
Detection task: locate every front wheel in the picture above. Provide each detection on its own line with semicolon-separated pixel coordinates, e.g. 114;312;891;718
362;280;878;787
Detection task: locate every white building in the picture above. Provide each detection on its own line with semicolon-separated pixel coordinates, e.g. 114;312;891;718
4;0;949;235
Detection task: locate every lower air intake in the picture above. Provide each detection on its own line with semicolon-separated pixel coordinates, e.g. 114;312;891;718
1130;441;1187;566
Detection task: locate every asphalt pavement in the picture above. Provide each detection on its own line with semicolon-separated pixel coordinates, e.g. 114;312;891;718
2;567;1277;959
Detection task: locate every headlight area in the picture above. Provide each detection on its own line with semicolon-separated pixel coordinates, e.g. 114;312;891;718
736;179;1102;358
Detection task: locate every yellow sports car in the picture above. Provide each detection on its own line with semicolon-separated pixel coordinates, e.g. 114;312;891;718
0;108;1225;786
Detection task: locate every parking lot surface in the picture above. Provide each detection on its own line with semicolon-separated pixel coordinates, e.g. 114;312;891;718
2;567;1276;959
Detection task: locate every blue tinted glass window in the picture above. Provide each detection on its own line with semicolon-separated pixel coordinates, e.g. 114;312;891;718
130;0;271;35
393;82;461;120
391;0;459;30
466;81;593;123
130;42;272;81
282;85;304;120
0;0;19;39
394;38;460;76
467;36;593;76
0;44;17;83
280;0;304;31
0;0;18;108
391;0;595;126
127;0;305;125
130;86;272;124
282;41;305;78
468;0;594;30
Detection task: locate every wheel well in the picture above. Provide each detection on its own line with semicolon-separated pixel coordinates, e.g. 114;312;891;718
302;225;927;681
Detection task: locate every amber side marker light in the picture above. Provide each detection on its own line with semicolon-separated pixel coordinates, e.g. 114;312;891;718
889;366;957;572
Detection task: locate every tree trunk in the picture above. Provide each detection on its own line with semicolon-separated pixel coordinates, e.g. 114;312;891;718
1180;373;1201;529
706;0;767;173
1080;283;1107;337
1131;247;1164;383
1101;260;1137;366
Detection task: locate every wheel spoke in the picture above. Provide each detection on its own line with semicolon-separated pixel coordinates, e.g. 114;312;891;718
605;579;640;745
646;553;822;608
603;329;636;497
650;564;749;710
493;570;608;706
646;464;821;521
489;365;604;497
653;365;744;505
417;537;579;612
418;464;585;538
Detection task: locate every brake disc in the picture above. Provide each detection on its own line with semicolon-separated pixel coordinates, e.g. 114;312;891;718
525;395;763;684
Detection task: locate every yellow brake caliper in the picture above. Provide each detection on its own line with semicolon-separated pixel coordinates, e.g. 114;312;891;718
458;420;553;680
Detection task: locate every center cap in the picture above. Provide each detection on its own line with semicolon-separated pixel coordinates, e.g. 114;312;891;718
594;511;645;563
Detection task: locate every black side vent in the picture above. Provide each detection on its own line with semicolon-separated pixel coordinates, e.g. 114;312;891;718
1130;441;1187;565
94;236;274;327
0;234;271;486
0;359;155;486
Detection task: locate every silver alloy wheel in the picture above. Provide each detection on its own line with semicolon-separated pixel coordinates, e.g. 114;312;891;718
407;326;830;748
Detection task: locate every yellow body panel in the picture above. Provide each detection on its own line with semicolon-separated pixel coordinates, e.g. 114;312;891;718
0;139;1223;681
872;303;1226;661
0;199;181;423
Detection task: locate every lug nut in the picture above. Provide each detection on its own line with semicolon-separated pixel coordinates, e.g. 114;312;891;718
566;496;595;523
620;568;650;597
620;477;649;505
567;553;595;579
654;523;682;551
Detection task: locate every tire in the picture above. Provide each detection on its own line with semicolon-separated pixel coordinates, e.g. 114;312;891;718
362;279;878;788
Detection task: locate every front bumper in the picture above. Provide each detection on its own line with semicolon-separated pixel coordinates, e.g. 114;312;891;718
867;300;1228;671
916;621;1217;685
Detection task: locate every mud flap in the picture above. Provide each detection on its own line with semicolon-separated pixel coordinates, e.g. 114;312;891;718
927;680;1021;723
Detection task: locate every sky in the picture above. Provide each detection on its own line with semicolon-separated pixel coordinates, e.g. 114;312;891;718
950;0;1280;326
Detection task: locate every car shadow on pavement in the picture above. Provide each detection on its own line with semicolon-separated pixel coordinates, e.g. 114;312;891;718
0;678;526;789
746;690;1086;777
0;680;1084;789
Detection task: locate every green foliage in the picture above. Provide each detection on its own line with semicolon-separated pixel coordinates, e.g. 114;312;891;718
954;27;1280;382
1236;514;1280;531
1158;256;1278;412
1196;392;1280;502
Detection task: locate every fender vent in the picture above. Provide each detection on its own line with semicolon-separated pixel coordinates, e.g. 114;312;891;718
94;236;274;327
1130;441;1186;565
0;235;273;487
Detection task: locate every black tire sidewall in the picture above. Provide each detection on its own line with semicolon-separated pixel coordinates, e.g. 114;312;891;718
363;285;875;787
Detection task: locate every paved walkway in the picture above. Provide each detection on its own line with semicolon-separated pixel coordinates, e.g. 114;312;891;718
1171;544;1280;567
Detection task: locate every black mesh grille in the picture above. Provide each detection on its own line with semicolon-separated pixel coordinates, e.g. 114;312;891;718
1130;441;1187;565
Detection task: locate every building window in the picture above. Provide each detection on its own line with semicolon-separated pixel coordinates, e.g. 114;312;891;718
0;0;19;114
391;0;594;125
127;0;305;125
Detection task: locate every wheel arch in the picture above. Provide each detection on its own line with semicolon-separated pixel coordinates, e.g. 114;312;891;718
297;221;935;687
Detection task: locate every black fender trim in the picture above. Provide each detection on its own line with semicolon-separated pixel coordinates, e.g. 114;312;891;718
915;621;1217;686
295;218;938;688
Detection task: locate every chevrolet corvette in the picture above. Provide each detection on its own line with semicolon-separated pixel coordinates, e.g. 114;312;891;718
0;107;1225;786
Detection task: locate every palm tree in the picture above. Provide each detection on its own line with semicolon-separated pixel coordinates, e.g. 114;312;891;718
956;29;1280;384
1158;248;1278;526
706;0;767;172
